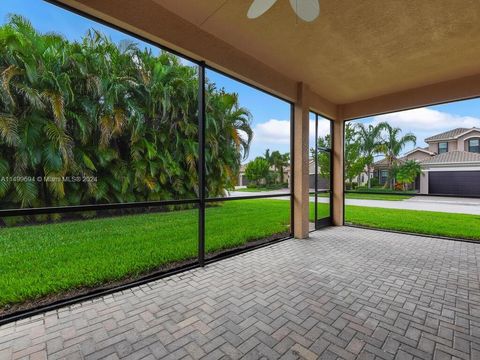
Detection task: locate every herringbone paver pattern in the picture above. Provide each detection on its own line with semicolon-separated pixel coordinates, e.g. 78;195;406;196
1;227;480;359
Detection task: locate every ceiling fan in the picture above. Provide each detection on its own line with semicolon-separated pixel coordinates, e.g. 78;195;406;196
247;0;320;22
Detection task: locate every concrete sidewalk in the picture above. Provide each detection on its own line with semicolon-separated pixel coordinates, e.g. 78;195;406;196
228;189;291;197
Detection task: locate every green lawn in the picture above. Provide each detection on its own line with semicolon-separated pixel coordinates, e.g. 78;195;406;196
0;199;290;308
2;199;479;310
344;205;480;240
346;193;412;201
353;187;416;194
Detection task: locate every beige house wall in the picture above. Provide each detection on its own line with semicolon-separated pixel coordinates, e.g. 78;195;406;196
427;129;480;154
419;171;429;194
427;140;457;154
449;141;458;151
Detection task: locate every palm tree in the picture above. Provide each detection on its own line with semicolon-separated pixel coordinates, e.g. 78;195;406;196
377;122;417;189
270;151;289;184
355;123;383;188
0;14;254;215
279;153;290;184
263;149;271;166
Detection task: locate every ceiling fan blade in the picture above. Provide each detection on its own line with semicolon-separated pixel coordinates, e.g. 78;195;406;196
289;0;320;22
247;0;278;19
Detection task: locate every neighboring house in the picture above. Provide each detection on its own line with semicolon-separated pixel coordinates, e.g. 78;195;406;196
373;127;480;196
308;158;329;190
237;164;250;186
373;147;435;188
419;127;480;196
351;169;370;187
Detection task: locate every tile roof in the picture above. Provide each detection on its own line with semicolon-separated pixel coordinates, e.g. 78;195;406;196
373;157;406;166
373;158;389;166
424;128;471;142
420;151;480;165
403;147;435;156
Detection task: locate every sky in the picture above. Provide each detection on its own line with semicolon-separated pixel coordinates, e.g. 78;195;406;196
2;0;480;163
352;102;480;160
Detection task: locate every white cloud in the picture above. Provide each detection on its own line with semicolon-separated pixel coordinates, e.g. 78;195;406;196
252;119;291;145
371;107;480;131
309;118;331;145
250;117;331;149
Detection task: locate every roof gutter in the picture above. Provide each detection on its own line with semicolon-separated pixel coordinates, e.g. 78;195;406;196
421;161;480;168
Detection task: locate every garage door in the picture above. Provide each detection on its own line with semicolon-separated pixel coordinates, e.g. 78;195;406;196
429;171;480;196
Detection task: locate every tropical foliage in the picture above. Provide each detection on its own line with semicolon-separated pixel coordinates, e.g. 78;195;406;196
313;123;365;188
0;15;252;211
314;121;418;191
355;122;384;188
396;160;421;190
245;157;270;185
377;122;417;189
312;132;331;180
264;149;289;185
344;124;366;188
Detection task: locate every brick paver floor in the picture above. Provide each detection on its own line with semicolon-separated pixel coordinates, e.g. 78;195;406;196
1;227;480;359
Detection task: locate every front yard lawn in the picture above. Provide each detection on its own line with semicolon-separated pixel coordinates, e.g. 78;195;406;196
344;205;480;240
346;193;412;201
0;199;290;310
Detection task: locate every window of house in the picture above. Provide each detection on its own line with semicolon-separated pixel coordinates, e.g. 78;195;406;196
438;142;448;154
468;139;480;153
380;170;389;183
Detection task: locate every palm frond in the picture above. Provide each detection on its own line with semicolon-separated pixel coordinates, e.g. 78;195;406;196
0;113;19;145
42;90;66;128
1;64;23;105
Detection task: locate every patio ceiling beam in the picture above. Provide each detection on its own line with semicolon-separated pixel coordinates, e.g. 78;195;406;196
54;0;337;120
342;73;480;121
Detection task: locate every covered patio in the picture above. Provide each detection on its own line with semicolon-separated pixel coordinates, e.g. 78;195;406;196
2;227;480;359
1;0;480;359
